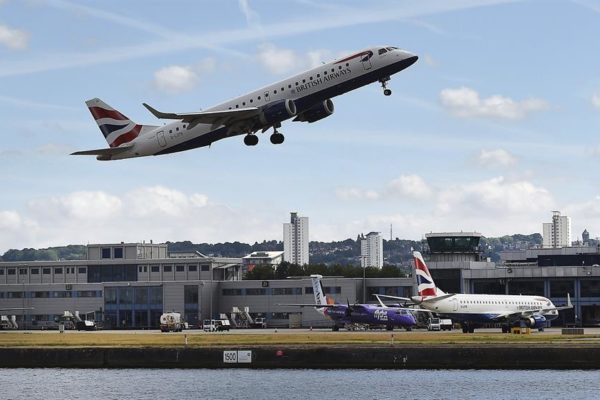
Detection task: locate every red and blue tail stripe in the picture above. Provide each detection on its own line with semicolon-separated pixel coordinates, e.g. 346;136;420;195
413;251;437;297
86;98;141;148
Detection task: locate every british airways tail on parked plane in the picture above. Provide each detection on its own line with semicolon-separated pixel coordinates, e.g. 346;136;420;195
72;46;418;160
379;251;573;333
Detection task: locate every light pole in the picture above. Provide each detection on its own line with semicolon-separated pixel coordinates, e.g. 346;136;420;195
362;256;366;303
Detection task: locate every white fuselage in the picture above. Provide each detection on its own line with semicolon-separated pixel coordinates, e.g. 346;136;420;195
418;293;559;322
114;46;417;159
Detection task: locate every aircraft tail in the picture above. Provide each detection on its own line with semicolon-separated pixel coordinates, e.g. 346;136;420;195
310;274;335;307
86;98;145;148
413;251;446;297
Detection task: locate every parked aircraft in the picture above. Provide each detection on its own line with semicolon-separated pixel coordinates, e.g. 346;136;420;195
380;252;572;333
280;274;417;331
72;46;418;160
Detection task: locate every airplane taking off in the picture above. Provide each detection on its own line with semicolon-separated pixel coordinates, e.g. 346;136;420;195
380;252;572;333
72;46;418;160
279;274;417;331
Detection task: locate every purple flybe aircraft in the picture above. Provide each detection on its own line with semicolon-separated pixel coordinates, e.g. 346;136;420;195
280;274;417;331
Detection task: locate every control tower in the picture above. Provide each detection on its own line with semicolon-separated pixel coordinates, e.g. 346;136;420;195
423;232;484;293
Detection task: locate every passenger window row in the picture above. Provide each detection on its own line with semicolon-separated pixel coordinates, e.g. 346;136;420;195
227;63;351;110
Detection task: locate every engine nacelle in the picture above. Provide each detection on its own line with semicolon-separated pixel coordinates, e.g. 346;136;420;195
523;315;546;329
259;99;297;126
294;99;334;123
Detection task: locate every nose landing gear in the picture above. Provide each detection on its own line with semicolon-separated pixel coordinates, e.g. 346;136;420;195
379;76;392;96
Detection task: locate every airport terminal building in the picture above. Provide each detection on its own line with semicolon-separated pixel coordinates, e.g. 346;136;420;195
2;234;600;329
0;242;414;329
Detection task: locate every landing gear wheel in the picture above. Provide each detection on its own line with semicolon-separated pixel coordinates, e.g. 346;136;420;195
244;134;258;146
270;132;284;144
462;325;468;334
332;325;340;332
379;76;391;96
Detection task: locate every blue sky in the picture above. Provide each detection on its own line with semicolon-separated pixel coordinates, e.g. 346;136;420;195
1;0;600;252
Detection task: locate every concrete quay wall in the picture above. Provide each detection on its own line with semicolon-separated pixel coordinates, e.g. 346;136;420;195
1;345;600;369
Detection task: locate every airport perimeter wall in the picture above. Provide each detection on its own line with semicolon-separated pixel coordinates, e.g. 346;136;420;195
2;345;600;369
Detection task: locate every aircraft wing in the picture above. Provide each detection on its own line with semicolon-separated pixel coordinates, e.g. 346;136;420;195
143;103;260;128
277;303;338;308
71;143;134;156
492;294;573;321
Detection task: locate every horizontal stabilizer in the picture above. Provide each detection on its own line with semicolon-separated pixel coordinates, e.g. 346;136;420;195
71;143;133;156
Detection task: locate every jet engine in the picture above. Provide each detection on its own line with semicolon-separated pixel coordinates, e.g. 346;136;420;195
294;99;334;123
523;314;546;329
259;99;297;126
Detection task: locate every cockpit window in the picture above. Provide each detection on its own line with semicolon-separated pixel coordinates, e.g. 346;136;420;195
378;48;388;55
387;47;398;51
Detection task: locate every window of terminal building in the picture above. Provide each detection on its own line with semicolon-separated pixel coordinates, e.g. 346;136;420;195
246;288;266;295
201;265;210;272
55;268;63;274
0;269;4;275
78;267;86;274
42;268;51;275
222;288;242;296
163;265;172;272
188;265;197;272
87;265;137;283
7;268;15;275
176;265;185;272
101;248;111;259
19;268;27;275
114;247;124;259
151;266;159;273
272;287;302;295
305;287;313;294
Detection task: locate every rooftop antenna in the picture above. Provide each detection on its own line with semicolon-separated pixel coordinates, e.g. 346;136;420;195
390;224;393;241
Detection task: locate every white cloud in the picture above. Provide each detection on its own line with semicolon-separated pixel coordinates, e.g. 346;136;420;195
257;43;300;75
336;174;432;202
477;148;518;168
592;93;600;109
0;24;29;50
0;0;519;78
257;43;337;75
436;176;554;215
386;174;433;200
238;0;261;30
153;65;198;93
152;59;215;93
0;186;280;253
440;87;549;120
335;187;380;201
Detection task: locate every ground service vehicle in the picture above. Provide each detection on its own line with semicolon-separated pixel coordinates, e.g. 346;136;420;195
427;317;441;331
160;312;184;332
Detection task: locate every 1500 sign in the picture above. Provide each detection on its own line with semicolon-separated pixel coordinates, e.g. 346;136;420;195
223;350;252;364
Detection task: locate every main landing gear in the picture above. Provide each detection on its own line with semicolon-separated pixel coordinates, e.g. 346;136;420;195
379;76;392;96
243;134;258;146
270;123;285;145
244;125;285;146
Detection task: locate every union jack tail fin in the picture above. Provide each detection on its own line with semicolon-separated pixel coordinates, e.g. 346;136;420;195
413;251;445;298
86;98;143;148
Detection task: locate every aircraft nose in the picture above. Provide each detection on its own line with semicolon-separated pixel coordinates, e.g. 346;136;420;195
401;51;418;65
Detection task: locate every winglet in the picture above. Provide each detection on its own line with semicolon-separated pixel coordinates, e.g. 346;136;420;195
567;293;572;308
143;103;178;119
